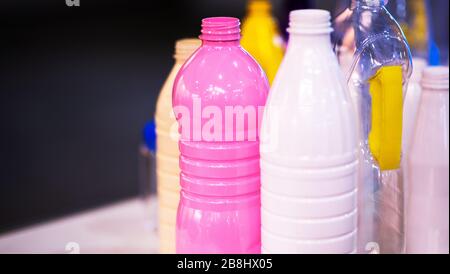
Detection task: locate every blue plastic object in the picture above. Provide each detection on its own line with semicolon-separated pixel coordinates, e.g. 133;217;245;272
429;40;441;66
143;120;156;153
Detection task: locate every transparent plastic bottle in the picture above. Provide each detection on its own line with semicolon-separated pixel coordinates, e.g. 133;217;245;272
139;120;157;208
333;0;412;254
241;0;285;84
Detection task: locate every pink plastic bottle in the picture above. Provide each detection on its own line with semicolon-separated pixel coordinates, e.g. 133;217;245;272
172;17;269;254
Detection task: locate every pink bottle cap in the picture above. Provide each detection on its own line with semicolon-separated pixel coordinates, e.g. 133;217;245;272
199;17;241;41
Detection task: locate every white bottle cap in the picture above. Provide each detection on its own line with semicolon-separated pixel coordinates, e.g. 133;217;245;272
288;9;333;34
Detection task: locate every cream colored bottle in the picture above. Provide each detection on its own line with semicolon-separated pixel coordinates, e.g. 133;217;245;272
155;39;200;253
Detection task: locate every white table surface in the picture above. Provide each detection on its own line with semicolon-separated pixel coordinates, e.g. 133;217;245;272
0;197;159;254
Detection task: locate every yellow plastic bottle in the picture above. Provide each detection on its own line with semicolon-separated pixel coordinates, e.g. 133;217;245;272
155;38;200;254
241;0;285;84
399;0;428;58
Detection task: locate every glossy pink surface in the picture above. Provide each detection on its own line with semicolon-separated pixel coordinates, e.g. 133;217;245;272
173;17;269;254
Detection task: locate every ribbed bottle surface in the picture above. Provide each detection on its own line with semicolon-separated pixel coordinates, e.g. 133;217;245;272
260;10;358;254
177;141;262;254
173;17;269;254
155;39;200;253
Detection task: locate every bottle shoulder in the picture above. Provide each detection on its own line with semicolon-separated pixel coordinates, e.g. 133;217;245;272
180;45;265;73
172;45;269;107
411;92;449;153
261;45;357;163
269;45;347;104
241;15;280;39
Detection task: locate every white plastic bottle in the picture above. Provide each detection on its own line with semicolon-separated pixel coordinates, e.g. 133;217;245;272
260;10;358;254
402;58;427;155
406;66;449;254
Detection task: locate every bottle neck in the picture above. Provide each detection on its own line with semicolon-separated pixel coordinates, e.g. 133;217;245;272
421;66;449;91
201;40;241;47
287;9;333;49
199;17;241;44
174;38;201;63
288;33;332;49
351;0;386;9
247;0;271;16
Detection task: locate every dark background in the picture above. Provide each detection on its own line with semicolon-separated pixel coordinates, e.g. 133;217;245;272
0;0;313;233
0;0;448;233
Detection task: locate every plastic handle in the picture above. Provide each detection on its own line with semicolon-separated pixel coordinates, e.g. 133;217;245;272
368;66;403;170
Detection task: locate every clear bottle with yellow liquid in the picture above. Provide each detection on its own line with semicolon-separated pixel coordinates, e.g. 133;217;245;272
241;0;285;84
334;0;412;254
155;38;200;253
